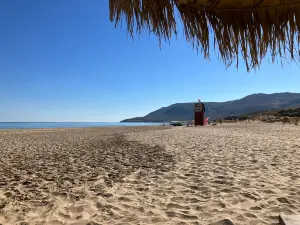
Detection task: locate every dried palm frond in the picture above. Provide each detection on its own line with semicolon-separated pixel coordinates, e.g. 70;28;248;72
110;0;300;71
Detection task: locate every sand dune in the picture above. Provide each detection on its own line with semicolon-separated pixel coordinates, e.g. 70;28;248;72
1;123;300;224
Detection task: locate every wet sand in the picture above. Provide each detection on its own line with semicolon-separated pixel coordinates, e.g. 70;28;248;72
0;123;300;224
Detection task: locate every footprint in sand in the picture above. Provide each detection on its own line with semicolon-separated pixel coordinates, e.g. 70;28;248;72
170;196;186;203
150;216;168;223
243;212;257;218
202;201;226;211
166;211;198;220
250;206;263;211
48;220;64;225
277;197;290;204
166;203;190;210
209;219;235;225
118;196;131;202
68;205;85;214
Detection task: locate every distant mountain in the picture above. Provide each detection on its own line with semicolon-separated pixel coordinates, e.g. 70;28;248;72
121;93;300;122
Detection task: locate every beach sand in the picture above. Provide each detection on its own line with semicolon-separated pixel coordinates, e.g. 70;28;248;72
1;123;300;224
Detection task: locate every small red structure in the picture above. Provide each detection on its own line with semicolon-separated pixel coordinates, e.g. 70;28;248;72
194;102;205;126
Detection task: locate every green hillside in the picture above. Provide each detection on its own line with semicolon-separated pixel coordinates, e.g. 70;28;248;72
121;93;300;122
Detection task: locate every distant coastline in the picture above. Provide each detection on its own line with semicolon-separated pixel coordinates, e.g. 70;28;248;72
121;92;300;122
121;119;169;123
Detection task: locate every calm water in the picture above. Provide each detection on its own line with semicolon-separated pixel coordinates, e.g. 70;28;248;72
0;122;163;130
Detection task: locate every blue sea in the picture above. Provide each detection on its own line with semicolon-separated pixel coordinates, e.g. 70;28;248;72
0;122;163;130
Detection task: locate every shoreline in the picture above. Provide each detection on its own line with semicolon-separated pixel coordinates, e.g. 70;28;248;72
0;126;168;136
0;122;165;131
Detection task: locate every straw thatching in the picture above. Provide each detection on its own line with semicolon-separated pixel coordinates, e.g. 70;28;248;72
109;0;300;70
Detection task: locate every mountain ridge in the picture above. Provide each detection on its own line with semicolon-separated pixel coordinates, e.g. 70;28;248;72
121;92;300;122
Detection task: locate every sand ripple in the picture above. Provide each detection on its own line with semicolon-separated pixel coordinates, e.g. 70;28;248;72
1;123;300;224
0;126;173;224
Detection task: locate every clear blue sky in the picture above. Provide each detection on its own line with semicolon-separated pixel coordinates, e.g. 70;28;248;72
1;0;300;122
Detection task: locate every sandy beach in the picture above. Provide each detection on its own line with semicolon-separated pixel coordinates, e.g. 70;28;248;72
1;123;300;224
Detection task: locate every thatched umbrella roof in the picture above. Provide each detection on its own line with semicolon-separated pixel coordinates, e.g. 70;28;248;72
109;0;300;71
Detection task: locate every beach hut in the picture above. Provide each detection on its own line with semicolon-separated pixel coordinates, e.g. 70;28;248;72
109;0;300;71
